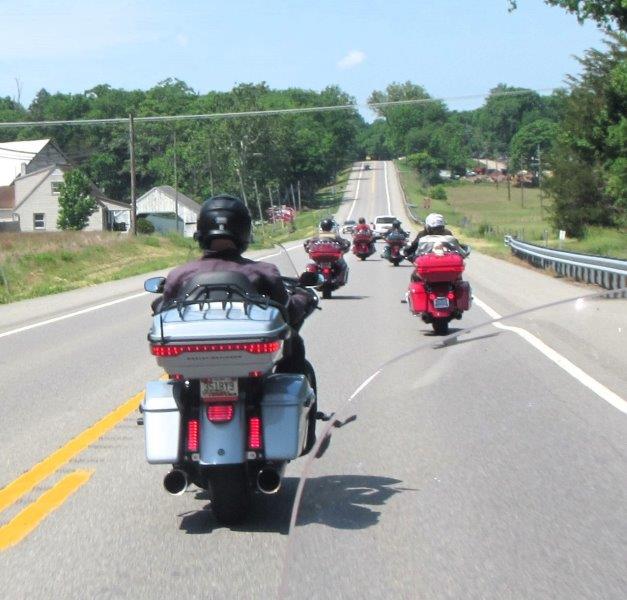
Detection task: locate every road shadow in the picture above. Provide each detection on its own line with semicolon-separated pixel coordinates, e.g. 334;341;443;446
327;295;369;300
432;331;501;348
178;474;410;535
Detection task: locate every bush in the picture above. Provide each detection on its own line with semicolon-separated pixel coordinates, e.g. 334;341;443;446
136;218;155;234
430;185;447;200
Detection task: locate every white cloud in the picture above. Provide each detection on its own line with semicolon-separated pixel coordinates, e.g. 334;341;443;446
176;34;189;48
337;50;366;70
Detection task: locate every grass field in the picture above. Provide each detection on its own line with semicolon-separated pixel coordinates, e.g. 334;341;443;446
0;170;346;304
396;161;626;260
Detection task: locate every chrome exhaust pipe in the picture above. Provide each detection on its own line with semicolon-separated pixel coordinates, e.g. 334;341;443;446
163;469;189;496
256;465;285;495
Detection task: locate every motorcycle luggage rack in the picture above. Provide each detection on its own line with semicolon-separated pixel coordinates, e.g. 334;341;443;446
155;272;290;344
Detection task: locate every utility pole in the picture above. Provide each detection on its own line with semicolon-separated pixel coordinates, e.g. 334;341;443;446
254;180;265;236
128;114;137;235
290;183;297;211
173;130;179;234
207;139;214;197
297;180;302;211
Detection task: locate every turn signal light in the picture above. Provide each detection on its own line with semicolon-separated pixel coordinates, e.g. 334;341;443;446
447;291;455;300
152;341;282;357
187;419;199;452
248;416;262;450
207;404;234;423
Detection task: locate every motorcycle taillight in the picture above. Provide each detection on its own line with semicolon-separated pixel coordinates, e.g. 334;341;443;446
248;416;262;450
187;419;199;452
207;404;234;423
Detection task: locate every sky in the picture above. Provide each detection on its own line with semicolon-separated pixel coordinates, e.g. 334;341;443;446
0;0;608;115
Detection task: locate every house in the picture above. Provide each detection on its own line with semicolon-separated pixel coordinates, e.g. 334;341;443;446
0;138;130;232
12;164;130;232
136;186;200;237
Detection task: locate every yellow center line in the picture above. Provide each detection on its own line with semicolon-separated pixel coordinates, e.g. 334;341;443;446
0;390;143;514
0;470;92;551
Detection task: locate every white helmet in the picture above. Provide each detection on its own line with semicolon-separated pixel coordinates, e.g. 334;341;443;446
425;213;445;231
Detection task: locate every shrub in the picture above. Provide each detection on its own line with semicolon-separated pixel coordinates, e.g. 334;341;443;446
430;185;447;200
137;218;155;234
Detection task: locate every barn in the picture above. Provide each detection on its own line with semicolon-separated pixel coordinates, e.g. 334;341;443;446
135;186;200;237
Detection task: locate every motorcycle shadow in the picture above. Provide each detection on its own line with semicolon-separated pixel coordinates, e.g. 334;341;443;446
178;474;411;534
328;295;370;300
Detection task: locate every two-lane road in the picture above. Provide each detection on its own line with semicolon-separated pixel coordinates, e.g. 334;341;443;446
1;162;625;599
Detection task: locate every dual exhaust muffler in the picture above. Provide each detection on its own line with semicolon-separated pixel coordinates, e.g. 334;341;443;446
163;465;284;496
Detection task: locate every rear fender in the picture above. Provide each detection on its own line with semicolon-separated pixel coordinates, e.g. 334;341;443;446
199;401;246;465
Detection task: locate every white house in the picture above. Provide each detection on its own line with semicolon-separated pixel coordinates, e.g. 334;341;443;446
136;186;200;237
0;138;130;232
13;164;130;232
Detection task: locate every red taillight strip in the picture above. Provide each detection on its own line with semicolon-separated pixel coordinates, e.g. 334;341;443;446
248;416;262;450
207;404;234;423
151;341;282;357
187;419;199;452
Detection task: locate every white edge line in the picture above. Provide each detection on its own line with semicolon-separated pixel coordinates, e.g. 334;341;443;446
383;161;392;215
0;244;304;339
473;295;627;414
346;162;362;222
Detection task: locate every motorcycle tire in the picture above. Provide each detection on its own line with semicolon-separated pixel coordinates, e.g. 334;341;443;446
209;465;250;525
432;318;449;335
322;286;332;299
392;259;401;266
303;359;318;454
360;256;366;261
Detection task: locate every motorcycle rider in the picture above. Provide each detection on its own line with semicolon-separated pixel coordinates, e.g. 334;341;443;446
404;213;454;259
353;217;376;254
153;195;316;377
304;218;350;282
382;219;408;259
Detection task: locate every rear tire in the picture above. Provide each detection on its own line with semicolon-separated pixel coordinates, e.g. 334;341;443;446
322;286;332;299
209;465;250;525
432;318;449;335
360;256;366;261
303;359;318;454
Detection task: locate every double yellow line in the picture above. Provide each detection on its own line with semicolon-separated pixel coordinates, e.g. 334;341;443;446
0;390;144;550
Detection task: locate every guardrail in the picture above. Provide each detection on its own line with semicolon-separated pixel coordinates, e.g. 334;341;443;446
505;235;627;290
394;163;422;224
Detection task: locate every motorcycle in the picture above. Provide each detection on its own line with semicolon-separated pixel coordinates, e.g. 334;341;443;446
382;231;409;266
351;230;376;261
406;238;472;335
304;239;349;299
141;272;318;524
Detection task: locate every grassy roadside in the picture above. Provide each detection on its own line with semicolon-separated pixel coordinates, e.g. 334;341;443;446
0;171;346;304
395;161;626;260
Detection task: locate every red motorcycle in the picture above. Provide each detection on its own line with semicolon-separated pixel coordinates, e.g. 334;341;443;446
304;239;349;299
352;230;376;261
406;240;471;335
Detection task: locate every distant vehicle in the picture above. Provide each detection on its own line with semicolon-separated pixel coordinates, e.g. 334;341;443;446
342;219;356;234
363;164;371;170
372;215;398;236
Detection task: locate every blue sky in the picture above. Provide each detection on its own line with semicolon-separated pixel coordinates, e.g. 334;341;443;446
0;0;606;113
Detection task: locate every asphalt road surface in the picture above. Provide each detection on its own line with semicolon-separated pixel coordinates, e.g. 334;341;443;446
1;162;625;599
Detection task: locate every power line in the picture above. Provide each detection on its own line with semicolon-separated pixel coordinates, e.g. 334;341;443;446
0;88;558;129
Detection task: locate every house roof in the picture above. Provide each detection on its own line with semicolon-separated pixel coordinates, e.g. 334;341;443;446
137;185;200;214
0;139;51;186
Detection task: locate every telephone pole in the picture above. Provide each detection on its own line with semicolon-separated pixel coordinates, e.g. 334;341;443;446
128;114;137;235
173;130;179;234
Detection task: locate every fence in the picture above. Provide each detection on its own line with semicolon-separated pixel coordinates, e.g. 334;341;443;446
505;235;627;290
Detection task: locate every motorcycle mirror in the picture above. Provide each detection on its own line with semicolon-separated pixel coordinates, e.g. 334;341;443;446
298;271;319;287
144;276;166;293
460;244;471;257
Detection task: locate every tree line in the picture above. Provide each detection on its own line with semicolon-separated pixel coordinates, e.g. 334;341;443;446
0;38;624;238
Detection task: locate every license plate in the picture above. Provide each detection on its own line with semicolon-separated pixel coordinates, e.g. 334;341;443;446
200;377;238;401
434;297;450;309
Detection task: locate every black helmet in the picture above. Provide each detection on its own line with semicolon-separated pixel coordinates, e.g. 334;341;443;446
358;217;366;224
320;218;334;232
392;219;401;229
194;195;251;252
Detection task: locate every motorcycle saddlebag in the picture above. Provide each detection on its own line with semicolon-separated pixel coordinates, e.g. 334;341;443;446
408;281;428;313
415;253;464;283
454;281;472;310
261;374;315;460
141;380;181;464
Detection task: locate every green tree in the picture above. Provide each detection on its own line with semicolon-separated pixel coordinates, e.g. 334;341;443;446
546;34;626;236
509;118;558;171
57;169;98;230
508;1;626;31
